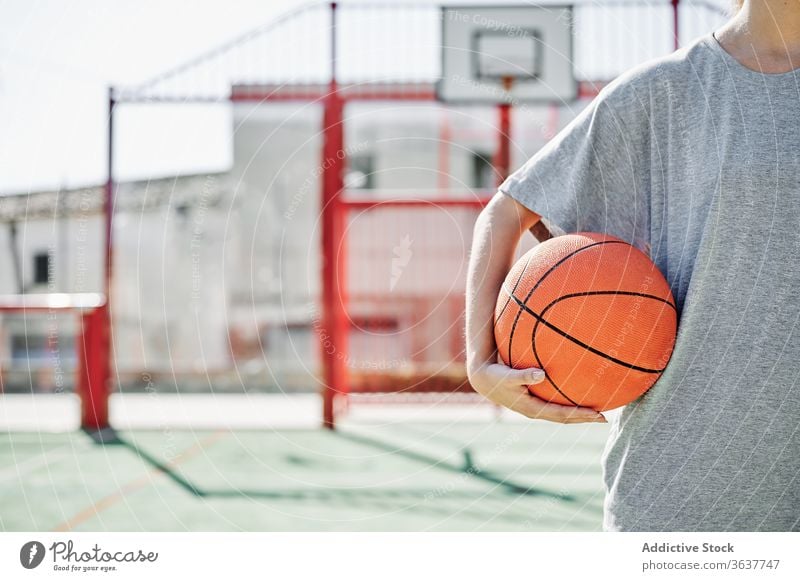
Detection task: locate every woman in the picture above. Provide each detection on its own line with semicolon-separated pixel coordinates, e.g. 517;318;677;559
466;0;800;531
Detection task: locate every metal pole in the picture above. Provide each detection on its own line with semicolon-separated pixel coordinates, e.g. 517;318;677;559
104;87;115;304
320;2;348;429
493;77;513;187
437;113;451;192
494;78;552;243
672;0;680;51
494;102;512;186
80;87;113;431
59;192;68;292
8;221;23;293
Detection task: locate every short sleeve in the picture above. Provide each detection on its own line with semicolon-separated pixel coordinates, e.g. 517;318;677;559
499;79;652;253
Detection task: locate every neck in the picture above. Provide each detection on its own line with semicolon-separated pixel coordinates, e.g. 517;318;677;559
716;0;800;72
741;0;800;45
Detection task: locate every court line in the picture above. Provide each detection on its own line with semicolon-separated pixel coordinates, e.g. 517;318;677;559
52;430;227;532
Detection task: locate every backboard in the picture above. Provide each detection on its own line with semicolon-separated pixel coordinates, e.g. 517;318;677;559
438;5;577;104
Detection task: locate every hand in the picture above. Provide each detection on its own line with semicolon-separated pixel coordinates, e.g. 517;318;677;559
468;362;607;424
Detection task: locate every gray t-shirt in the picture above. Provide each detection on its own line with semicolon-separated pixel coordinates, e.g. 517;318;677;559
500;32;800;531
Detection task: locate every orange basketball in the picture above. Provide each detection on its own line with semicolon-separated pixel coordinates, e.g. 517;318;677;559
494;233;677;411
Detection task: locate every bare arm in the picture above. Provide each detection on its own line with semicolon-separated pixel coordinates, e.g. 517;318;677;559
465;192;606;423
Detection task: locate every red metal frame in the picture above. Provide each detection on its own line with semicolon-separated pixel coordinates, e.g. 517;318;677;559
320;2;347;429
89;87;116;431
339;197;490;210
0;293;108;428
335;195;490;403
250;2;685;428
231;82;438;103
95;0;694;431
493;77;513;186
230;80;609;104
493;105;511;186
76;305;110;430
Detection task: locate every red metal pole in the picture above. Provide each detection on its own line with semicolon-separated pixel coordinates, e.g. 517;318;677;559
437;112;451;192
544;104;559;141
78;306;110;430
493;77;513;187
80;86;113;431
672;0;680;51
320;3;348;429
494;102;511;186
493;80;551;242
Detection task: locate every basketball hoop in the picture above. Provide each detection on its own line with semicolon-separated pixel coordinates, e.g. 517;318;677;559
437;5;576;104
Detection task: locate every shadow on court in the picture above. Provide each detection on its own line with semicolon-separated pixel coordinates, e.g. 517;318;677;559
107;428;582;503
1;421;607;532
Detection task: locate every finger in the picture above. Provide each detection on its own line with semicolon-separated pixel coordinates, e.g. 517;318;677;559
522;398;606;423
498;366;546;386
558;407;607;423
562;414;607;424
560;406;607;423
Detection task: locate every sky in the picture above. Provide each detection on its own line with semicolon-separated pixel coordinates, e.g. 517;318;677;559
0;0;301;194
0;0;728;195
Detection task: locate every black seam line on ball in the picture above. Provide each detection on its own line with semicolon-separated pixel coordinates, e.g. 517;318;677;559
535;363;581;406
542;290;678;313
530;299;581;406
506;239;625;366
494;250;535;331
530;289;675;406
504;286;669;374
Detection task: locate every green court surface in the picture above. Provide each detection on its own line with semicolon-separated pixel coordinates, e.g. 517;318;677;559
1;420;609;531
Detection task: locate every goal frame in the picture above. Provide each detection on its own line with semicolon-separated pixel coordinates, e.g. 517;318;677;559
74;0;708;430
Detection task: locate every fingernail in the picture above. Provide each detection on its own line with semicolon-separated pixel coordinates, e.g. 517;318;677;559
595;415;607;423
531;370;545;382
